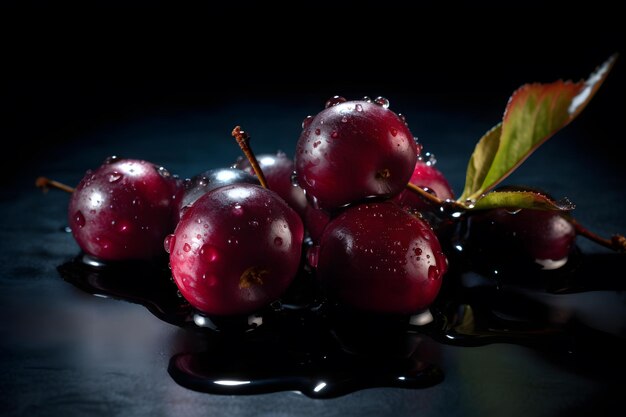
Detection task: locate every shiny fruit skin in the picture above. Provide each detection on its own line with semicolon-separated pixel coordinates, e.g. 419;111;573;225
295;100;419;210
68;158;180;261
316;202;447;314
168;184;304;316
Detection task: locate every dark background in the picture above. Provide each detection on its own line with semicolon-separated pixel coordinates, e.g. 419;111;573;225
1;4;625;417
2;4;625;187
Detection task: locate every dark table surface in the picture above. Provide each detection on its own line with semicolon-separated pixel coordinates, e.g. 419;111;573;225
2;11;626;411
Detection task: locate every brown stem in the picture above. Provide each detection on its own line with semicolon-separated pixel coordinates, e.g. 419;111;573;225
231;126;268;189
571;218;626;253
35;177;75;193
405;182;467;212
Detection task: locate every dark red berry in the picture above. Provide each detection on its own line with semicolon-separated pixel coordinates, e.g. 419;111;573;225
466;208;576;271
167;183;304;316
68;158;181;261
295;99;419;210
233;152;307;217
394;159;454;211
316;202;447;314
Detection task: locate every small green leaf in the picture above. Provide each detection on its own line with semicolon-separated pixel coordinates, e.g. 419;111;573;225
459;54;616;202
470;190;575;211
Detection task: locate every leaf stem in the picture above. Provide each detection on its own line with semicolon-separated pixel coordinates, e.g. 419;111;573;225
570;218;626;253
35;177;75;193
231;126;268;189
405;183;468;213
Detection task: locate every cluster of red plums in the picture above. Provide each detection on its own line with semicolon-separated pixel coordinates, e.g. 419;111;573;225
63;97;577;318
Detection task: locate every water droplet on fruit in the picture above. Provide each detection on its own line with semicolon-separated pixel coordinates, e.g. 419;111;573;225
325;96;346;108
414;247;422;256
164;234;175;253
355;104;363;112
390;127;398;137
313;128;321;136
313;140;321;148
74;211;85;228
232;204;244;216
183;178;192;189
108;172;123;183
290;171;299;187
363;96;372;102
428;265;440;280
118;221;131;233
374;96;390;108
183;243;191;252
200;244;219;262
103;155;120;164
341;116;348;123
398;113;408;125
197;177;209;187
158;166;171;178
302;115;314;129
63;226;72;233
331;131;339;139
422;152;437;166
274;236;283;247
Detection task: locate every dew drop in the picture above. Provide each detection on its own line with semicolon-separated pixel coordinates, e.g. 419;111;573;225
313;140;321;148
398;113;408;125
341;116;348;123
108;172;123;183
232;204;244;216
423;152;437;166
314;128;321;136
414;247;422;256
325;96;346;108
183;243;191;252
164;234;175;254
390;127;398;137
331;131;339;139
200;244;219;262
196;234;202;240
274;236;283;247
355;103;363;112
374;96;390;109
103;155;120;164
302;115;314;129
290;171;299;187
362;96;372;103
428;265;440;280
197;177;209;187
157;166;171;178
74;211;85;228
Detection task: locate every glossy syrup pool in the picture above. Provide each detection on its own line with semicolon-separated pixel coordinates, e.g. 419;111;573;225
57;250;626;398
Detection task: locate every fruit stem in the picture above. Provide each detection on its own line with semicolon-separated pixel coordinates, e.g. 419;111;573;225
231;126;269;189
35;176;75;193
571;218;626;252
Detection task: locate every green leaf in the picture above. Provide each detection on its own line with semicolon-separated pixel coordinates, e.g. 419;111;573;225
459;54;616;202
470;190;575;211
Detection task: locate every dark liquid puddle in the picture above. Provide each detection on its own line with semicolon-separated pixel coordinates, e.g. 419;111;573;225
57;252;626;398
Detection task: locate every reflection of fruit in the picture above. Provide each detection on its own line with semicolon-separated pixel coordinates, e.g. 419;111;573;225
233;151;307;217
316;202;447;314
466;208;576;271
394;158;454;212
295;98;419;210
68;158;181;261
167;183;304;316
